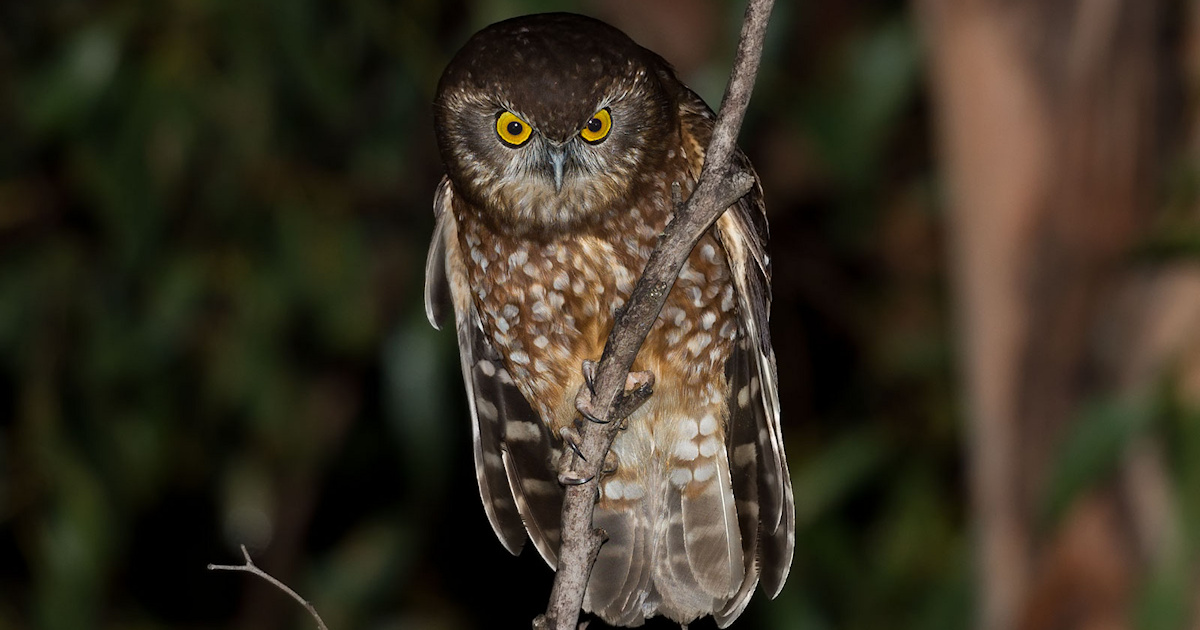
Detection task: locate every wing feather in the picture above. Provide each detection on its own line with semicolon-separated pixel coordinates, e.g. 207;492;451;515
715;338;762;627
430;178;565;566
425;178;453;330
434;201;527;553
673;84;795;605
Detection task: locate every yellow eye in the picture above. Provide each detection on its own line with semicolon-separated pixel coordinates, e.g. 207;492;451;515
580;108;611;144
496;111;532;147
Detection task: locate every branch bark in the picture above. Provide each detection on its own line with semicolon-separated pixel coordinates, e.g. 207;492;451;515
534;0;775;628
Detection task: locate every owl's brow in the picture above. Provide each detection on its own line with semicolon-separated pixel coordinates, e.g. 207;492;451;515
599;68;650;109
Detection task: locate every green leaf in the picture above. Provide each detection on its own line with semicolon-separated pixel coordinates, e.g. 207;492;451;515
1040;396;1155;528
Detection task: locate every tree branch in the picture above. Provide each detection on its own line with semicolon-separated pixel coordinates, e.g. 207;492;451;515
534;0;775;628
209;545;330;630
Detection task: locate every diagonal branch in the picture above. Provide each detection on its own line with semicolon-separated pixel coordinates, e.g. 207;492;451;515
209;545;331;630
534;0;775;627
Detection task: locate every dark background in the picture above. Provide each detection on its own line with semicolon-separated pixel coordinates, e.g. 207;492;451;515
2;0;1197;629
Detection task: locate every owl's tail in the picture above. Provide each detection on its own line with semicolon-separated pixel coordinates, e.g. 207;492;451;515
581;410;748;627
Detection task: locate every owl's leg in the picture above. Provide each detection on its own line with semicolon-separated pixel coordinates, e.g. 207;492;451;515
576;360;655;428
560;361;654;486
557;420;620;485
602;450;619;475
557;434;590;486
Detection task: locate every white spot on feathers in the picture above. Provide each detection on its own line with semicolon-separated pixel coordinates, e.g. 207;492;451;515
721;285;735;312
686;332;712;356
506;420;541;442
673;439;699;461
670;468;692;488
733;443;757;468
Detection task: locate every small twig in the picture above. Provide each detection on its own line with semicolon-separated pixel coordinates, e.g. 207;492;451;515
536;0;776;628
208;545;330;630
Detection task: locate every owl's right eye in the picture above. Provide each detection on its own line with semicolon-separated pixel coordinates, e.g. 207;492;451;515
496;111;533;147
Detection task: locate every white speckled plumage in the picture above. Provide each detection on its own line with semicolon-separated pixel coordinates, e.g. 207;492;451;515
426;12;792;628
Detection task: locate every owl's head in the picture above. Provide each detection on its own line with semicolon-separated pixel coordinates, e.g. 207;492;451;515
434;13;678;234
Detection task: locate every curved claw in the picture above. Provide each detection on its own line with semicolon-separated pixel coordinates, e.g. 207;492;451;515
558;426;586;462
601;450;618;476
558;470;593;486
575;379;606;424
581;359;599;394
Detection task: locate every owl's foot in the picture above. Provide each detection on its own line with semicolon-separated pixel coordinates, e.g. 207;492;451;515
558;424;586;462
557;423;591;485
602;450;619;476
575;360;655;426
581;359;600;394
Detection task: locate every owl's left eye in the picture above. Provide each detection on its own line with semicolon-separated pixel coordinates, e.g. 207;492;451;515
496;111;533;147
580;108;612;144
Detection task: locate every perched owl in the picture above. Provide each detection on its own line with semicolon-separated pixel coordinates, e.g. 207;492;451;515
425;13;793;627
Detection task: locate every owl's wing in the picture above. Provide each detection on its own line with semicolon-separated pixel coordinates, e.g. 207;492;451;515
673;88;795;622
425;181;452;330
426;177;565;566
426;177;527;555
715;181;795;608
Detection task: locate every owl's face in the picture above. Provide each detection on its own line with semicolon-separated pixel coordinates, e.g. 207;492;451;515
434;13;677;234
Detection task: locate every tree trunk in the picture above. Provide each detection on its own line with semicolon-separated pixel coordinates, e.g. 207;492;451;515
916;0;1199;628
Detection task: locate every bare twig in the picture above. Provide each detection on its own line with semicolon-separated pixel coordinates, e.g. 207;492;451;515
208;545;330;630
535;0;776;628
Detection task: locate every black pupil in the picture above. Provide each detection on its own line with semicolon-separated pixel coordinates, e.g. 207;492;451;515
587;117;603;133
507;121;523;136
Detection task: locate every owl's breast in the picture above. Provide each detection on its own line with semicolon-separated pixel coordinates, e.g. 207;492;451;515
455;178;735;433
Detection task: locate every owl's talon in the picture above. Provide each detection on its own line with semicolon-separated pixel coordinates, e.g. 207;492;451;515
558;470;593;485
575;380;606;424
558;426;586;462
581;359;599;394
601;451;618;475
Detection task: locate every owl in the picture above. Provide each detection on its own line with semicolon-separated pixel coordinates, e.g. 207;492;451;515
425;13;793;628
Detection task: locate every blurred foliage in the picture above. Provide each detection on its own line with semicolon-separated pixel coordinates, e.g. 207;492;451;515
1;0;1195;629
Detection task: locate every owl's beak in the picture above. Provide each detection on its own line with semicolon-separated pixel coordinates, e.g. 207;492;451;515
546;146;567;193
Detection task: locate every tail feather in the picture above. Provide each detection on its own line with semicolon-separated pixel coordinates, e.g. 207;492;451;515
586;506;639;616
759;452;795;598
583;413;754;627
680;458;742;597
